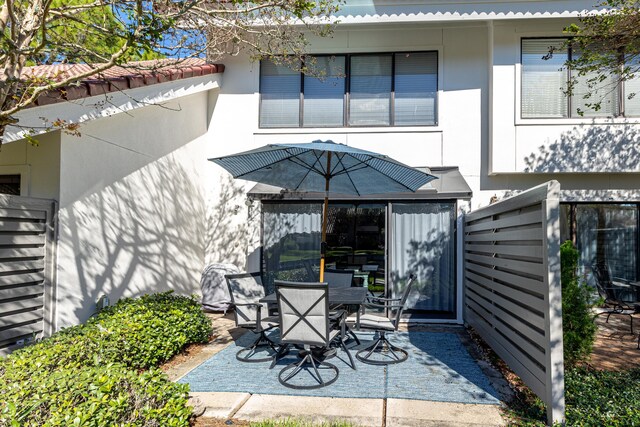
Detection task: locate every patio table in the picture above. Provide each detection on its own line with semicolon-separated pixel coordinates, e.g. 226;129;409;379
260;286;368;328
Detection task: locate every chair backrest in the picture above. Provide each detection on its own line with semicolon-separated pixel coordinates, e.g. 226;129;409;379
591;262;617;300
324;269;354;288
275;280;330;347
225;273;267;327
391;275;416;329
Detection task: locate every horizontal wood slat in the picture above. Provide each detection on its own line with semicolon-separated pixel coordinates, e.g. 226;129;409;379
0;247;45;259
0;235;45;245
0;208;46;220
465;228;542;242
0;296;44;314
0;272;45;287
0;221;46;233
0;259;44;273
465;253;543;278
465;244;543;259
465;270;546;313
465;261;546;295
0;323;43;346
0;284;44;300
0;310;43;329
465;210;542;233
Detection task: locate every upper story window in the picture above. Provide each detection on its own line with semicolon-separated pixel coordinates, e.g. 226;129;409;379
259;52;438;128
521;38;640;119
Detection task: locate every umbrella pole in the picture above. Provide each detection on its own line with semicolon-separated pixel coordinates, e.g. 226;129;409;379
319;152;331;283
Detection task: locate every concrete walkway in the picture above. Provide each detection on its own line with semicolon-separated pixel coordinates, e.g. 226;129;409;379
166;313;506;426
189;391;504;426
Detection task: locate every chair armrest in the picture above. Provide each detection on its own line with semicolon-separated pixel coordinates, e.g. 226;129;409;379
366;296;401;303
611;280;632;288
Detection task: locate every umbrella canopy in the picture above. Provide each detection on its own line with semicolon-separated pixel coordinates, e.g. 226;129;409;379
210;140;437;281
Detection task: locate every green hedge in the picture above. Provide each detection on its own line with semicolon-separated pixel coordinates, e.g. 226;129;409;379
0;292;212;426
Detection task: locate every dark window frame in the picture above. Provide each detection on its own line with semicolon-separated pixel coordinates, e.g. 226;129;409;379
259;51;439;129
521;37;639;119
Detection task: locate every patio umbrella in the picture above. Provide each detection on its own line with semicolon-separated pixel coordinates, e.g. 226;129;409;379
210;140;437;282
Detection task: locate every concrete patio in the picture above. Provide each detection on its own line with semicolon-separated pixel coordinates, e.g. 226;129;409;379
164;313;507;426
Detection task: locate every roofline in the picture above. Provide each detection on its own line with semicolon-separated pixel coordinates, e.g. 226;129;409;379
30;63;224;108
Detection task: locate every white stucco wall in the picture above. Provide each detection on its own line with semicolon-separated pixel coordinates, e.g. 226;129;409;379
205;23;492;213
487;19;640;199
54;91;212;328
0;132;60;199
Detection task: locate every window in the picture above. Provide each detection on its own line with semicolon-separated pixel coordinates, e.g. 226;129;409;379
561;203;639;290
259;52;438;128
521;38;640;118
0;175;20;195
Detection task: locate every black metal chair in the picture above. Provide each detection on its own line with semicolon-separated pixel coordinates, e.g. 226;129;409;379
591;262;635;333
351;275;415;365
274;280;353;389
225;273;279;362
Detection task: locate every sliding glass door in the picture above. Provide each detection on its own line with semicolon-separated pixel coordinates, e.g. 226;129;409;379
262;200;457;319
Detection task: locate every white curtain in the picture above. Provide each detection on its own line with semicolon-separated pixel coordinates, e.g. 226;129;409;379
262;203;322;291
390;202;455;314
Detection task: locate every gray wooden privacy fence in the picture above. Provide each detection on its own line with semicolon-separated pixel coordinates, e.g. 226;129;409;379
0;194;57;356
463;181;564;425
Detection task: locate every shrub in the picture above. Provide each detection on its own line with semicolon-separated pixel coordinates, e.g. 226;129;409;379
1;364;191;427
4;292;212;374
560;241;597;366
0;292;211;426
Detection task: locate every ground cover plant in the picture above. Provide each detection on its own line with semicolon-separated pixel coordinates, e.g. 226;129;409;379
0;292;212;426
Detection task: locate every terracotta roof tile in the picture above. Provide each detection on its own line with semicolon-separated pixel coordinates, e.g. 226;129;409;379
21;58;224;107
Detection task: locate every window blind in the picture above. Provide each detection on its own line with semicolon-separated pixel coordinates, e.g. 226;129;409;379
624;57;640;116
349;55;392;126
303;56;346;127
521;39;568;118
395;52;438;125
571;49;618;117
260;61;301;127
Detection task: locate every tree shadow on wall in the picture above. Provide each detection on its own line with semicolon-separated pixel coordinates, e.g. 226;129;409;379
205;175;253;269
524;124;640;174
61;151;207;326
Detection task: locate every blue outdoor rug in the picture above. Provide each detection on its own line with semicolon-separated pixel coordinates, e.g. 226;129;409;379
179;331;500;405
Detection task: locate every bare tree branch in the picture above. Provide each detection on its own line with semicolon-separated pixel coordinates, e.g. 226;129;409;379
0;0;341;141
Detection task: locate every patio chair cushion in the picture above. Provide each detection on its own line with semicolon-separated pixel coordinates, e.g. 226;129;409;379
348;313;396;331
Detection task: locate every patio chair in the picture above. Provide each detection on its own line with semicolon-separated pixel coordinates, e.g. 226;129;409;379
591;262;635;333
350;275;415;365
225;273;279;363
273;280;354;389
323;269;361;345
324;269;354;288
